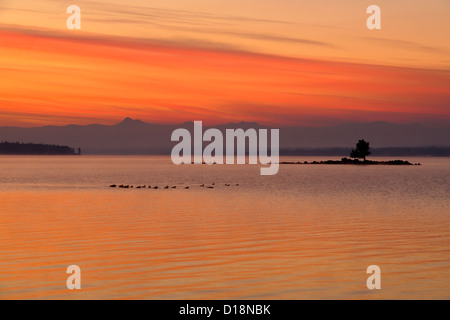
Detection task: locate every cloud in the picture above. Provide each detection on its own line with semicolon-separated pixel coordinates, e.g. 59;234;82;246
156;25;335;48
79;0;293;26
0;27;449;128
362;37;449;55
42;0;335;50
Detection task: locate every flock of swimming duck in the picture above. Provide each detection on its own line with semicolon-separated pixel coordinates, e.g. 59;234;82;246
109;183;239;189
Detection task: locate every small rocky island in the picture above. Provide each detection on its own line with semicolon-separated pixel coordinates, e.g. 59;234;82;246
281;139;421;166
0;142;80;155
281;158;419;165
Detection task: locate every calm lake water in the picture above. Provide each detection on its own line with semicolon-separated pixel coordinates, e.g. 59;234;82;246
0;156;449;299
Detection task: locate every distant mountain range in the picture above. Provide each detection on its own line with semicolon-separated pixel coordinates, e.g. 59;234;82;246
0;118;449;155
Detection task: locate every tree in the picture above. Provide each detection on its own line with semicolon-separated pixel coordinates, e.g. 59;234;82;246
350;139;371;161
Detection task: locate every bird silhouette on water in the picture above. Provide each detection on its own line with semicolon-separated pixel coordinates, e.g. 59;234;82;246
111;182;241;190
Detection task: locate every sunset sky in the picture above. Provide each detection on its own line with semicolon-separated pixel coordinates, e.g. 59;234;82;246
0;0;449;127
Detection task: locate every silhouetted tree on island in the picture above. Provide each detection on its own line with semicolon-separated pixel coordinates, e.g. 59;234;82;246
350;139;371;161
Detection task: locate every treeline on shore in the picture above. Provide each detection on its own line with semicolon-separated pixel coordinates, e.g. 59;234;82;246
0;142;77;155
280;147;450;157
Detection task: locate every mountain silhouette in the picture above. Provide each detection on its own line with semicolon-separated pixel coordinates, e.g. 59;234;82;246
0;118;449;154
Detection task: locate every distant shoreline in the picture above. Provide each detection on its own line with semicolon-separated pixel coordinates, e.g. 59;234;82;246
0;142;80;155
279;147;450;157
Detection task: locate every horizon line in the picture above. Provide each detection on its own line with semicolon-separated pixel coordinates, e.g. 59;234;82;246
0;117;442;129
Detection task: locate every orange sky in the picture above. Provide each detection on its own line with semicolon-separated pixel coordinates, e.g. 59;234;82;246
0;0;449;127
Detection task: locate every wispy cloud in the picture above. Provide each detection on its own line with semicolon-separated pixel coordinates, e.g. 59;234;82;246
362;37;449;55
1;27;449;127
79;1;334;49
